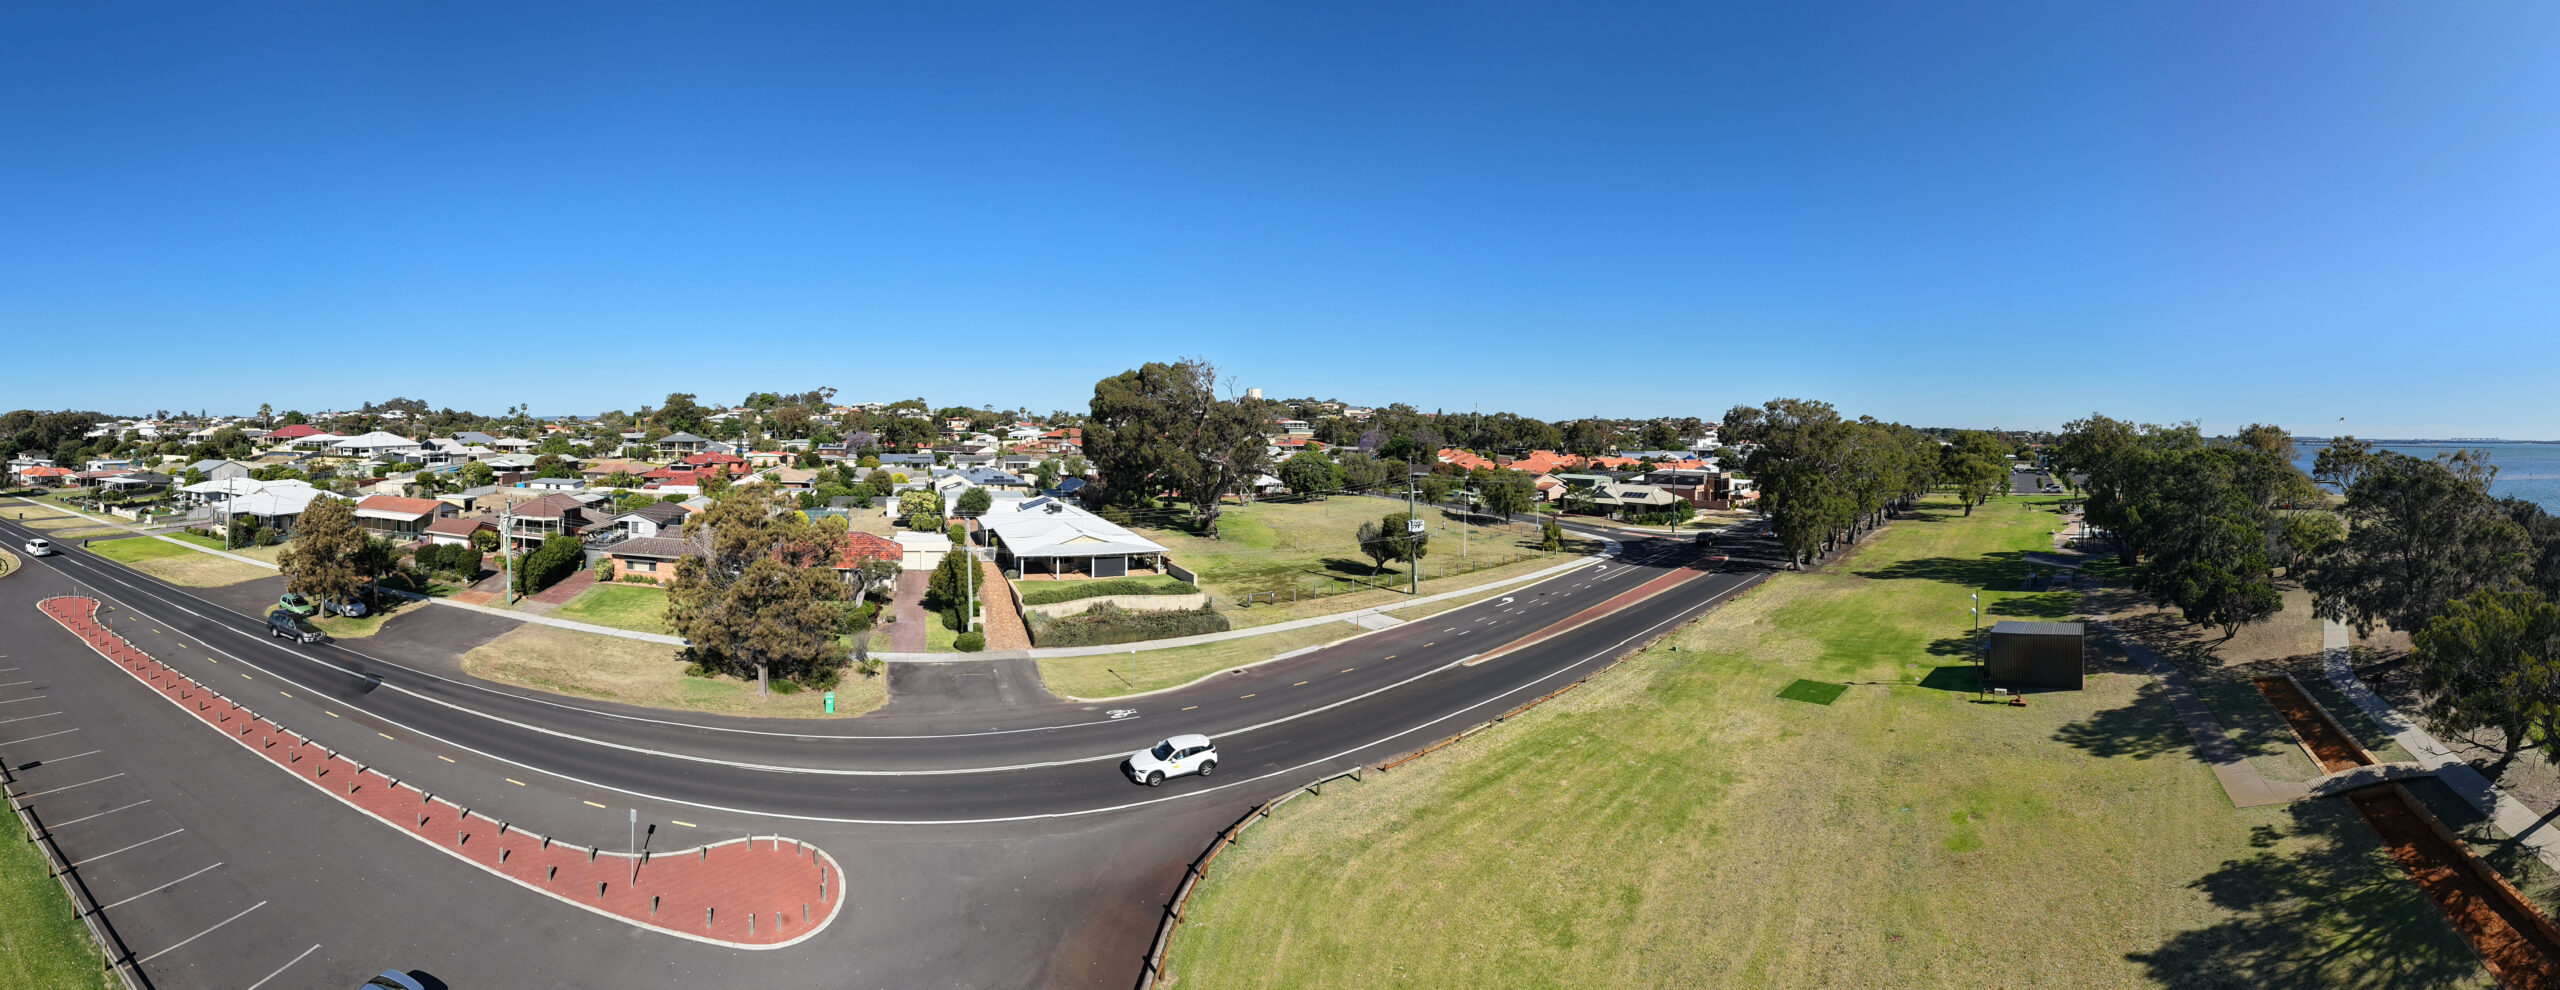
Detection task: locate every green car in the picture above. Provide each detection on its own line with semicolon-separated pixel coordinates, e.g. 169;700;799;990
277;593;318;617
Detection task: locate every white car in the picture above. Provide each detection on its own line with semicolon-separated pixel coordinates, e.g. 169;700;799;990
22;538;54;557
1125;734;1218;787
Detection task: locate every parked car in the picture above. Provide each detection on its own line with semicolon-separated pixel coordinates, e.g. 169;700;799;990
325;597;368;618
22;538;54;556
278;593;318;617
267;609;324;643
359;972;426;990
1125;733;1218;787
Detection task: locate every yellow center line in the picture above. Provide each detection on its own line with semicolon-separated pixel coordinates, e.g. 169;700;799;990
1180;705;1198;711
437;755;456;763
1341;668;1356;673
672;820;698;828
1293;681;1309;686
377;732;394;741
1423;642;1435;647
504;778;526;786
1239;693;1256;699
325;711;339;718
582;800;607;809
240;672;251;679
278;691;291;698
1382;655;1395;660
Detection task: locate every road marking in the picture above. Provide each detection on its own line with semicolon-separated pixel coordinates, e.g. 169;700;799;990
1180;705;1197;711
1382;655;1395;660
242;943;323;990
0;680;32;688
70;828;185;866
18;749;102;768
437;755;456;763
1423;642;1434;647
240;672;250;679
1341;668;1356;673
326;711;339;717
1293;681;1309;686
505;778;526;786
0;695;48;705
45;799;150;829
0;711;64;726
278;692;291;698
377;732;393;740
672;820;697;828
93;862;223;913
1239;694;1255;699
0;727;79;746
583;800;607;808
135;900;266;965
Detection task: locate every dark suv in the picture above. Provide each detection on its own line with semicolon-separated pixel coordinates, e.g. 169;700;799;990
267;609;324;643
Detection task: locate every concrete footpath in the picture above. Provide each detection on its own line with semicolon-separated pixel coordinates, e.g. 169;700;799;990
2095;620;2308;808
2321;618;2560;872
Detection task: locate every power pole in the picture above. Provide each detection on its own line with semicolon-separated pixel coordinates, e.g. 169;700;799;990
502;497;516;605
1406;476;1421;596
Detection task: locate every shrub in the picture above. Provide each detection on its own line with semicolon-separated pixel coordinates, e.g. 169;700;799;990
1097;505;1135;526
471;528;498;552
1026;603;1230;648
512;534;584;596
1015;574;1196;606
770;678;802;694
953;631;986;652
594;558;616;582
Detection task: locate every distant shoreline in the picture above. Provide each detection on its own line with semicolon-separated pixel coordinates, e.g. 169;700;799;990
2289;437;2558;445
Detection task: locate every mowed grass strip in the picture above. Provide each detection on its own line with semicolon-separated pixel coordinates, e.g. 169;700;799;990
462;623;885;718
1164;495;2492;990
1014;573;1196;607
0;808;116;990
1776;678;1847;705
1036;622;1358;699
553;583;674;635
84;535;274;587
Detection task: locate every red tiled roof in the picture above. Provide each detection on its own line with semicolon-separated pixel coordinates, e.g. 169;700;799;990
356;495;447;517
834;533;903;569
18;466;74;477
681;451;746;466
267;424;324;439
1436;448;1496;471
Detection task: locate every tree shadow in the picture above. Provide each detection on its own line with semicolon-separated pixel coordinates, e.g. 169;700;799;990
1988;591;2079;619
2128;800;2487;989
1916;664;1980;693
1854;550;2025;588
2049;679;2196;760
1925;634;1978;659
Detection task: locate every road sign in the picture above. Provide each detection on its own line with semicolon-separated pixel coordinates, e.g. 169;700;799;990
1407;518;1426;534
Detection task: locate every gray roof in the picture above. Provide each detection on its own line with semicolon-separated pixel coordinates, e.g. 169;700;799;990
609;536;700;560
619;501;689;525
658;432;710;444
1989;621;2084;637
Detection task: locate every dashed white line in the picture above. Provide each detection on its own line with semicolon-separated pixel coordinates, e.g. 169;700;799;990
92;862;223;913
0;727;80;747
70;828;186;867
13;771;124;798
46;799;152;829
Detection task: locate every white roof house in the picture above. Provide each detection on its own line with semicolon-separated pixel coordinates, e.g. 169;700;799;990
980;501;1172;578
286;432;347;449
332;431;422;457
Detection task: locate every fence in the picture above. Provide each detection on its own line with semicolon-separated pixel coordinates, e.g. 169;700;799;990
0;760;150;989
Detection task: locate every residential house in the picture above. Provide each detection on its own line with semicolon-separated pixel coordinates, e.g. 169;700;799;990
877;453;935;471
501;493;602;550
266;424;326;443
606;501;690;540
604;536;699;584
1586;482;1683;520
678;451;748;473
332;431;424;460
981;500;1176;580
744;450;790;468
578;459;654;484
437;485;501;513
491;437;539;454
827;532;904;583
522;477;585;492
221;482;340;535
13;465;76;487
1434;447;1496;472
890;530;953;571
656;432;712;457
423;515;496;548
353;494;456;539
452;431;501;446
286;432;348;451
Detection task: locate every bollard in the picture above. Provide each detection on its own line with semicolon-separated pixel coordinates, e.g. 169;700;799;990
547;866;557;881
706;907;714;928
597;882;606;898
652;896;659;916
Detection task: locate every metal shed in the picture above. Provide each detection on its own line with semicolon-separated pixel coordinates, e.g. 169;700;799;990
1986;620;2085;691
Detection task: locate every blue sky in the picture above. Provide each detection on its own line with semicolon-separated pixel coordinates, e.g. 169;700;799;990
6;3;2557;437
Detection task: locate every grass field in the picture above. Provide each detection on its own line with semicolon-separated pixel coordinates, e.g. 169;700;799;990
1015;573;1196;606
461;624;886;718
1036;621;1359;699
0;812;116;990
1163;494;2492;990
85;535;274;587
553;583;673;635
1130;498;1593;622
7;502;130;540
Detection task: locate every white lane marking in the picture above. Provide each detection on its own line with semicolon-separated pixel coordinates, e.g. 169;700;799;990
71;828;186;867
12;771;124;799
0;727;80;746
0;695;50;704
17;748;102;766
240;942;322;990
134;900;266;966
47;799;153;829
92;861;223;913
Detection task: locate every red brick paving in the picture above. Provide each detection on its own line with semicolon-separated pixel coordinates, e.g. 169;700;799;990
37;596;842;948
528;566;597;605
975;559;1032;651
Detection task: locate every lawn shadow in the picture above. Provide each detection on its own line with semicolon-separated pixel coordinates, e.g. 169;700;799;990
1987;591;2079;619
1925;634;1978;659
2050;679;2195;760
2128;799;2487;989
1854;550;2025;589
1916;664;1980;693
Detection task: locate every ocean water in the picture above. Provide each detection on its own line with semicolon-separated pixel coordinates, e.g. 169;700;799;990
2291;442;2560;512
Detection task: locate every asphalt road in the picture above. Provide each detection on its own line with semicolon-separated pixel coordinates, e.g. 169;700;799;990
0;512;1774;988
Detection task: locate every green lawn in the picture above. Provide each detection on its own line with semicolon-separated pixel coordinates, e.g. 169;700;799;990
1163;494;2491;989
0;815;115;990
1014;573;1196;606
83;535;193;564
553;583;673;635
462;624;886;718
77;535;272;587
1036;621;1358;699
1136;498;1572;599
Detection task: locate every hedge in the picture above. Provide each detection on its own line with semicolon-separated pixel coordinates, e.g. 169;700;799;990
1013;573;1195;607
1025;602;1230;648
513;534;584;596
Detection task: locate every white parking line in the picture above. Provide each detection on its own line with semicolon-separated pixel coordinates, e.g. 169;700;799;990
0;680;32;688
47;799;153;829
0;727;80;747
17;749;102;767
0;710;62;725
135;900;265;965
0;695;49;704
12;771;124;799
70;828;186;866
92;862;223;913
241;941;322;990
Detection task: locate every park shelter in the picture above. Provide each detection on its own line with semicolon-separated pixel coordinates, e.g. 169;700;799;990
1986;621;2085;690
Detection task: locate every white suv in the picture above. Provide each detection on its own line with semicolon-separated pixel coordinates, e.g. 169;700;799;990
22;538;54;557
1125;734;1218;787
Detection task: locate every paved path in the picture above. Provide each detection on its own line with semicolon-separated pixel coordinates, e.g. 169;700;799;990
2321;618;2560;871
2095;620;2308;808
887;570;930;653
974;559;1032;651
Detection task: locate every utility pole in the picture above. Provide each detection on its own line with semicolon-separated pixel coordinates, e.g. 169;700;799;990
502;496;516;605
1406;475;1422;596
